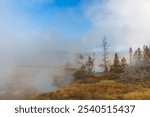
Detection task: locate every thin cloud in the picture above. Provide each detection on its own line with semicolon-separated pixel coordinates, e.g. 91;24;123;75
85;0;150;49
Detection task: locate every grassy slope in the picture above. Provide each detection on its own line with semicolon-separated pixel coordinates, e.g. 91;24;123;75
32;73;150;100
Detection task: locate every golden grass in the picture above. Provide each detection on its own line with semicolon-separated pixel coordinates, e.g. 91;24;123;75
32;74;150;100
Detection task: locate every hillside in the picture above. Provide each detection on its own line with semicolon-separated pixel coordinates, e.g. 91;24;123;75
31;73;150;100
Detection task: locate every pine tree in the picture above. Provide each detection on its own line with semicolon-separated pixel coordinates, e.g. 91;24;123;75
73;56;95;80
85;56;95;75
110;53;122;73
133;50;138;58
137;47;142;60
121;57;127;66
143;45;150;64
113;53;120;67
120;57;128;81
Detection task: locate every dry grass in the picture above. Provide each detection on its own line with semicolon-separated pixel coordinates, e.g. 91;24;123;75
32;74;150;100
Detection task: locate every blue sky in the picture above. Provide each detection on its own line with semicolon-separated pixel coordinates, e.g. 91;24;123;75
11;0;92;39
1;0;148;51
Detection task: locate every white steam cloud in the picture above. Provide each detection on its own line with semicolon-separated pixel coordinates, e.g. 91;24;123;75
85;0;150;49
0;0;77;99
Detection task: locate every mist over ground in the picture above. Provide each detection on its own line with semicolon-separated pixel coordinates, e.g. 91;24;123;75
0;0;149;99
0;35;78;99
0;0;78;99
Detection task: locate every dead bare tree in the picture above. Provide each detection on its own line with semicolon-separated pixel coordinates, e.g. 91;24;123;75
129;47;133;65
102;36;109;72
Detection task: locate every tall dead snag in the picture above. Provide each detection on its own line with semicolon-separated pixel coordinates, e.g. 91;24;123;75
102;36;109;72
129;47;133;65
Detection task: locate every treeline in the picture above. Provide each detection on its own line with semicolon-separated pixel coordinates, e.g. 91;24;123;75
73;39;150;82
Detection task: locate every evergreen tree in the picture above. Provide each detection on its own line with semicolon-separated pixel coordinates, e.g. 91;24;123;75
143;45;150;64
121;57;127;66
137;47;142;60
73;56;95;80
133;50;138;58
85;56;95;75
110;53;122;73
113;53;120;67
